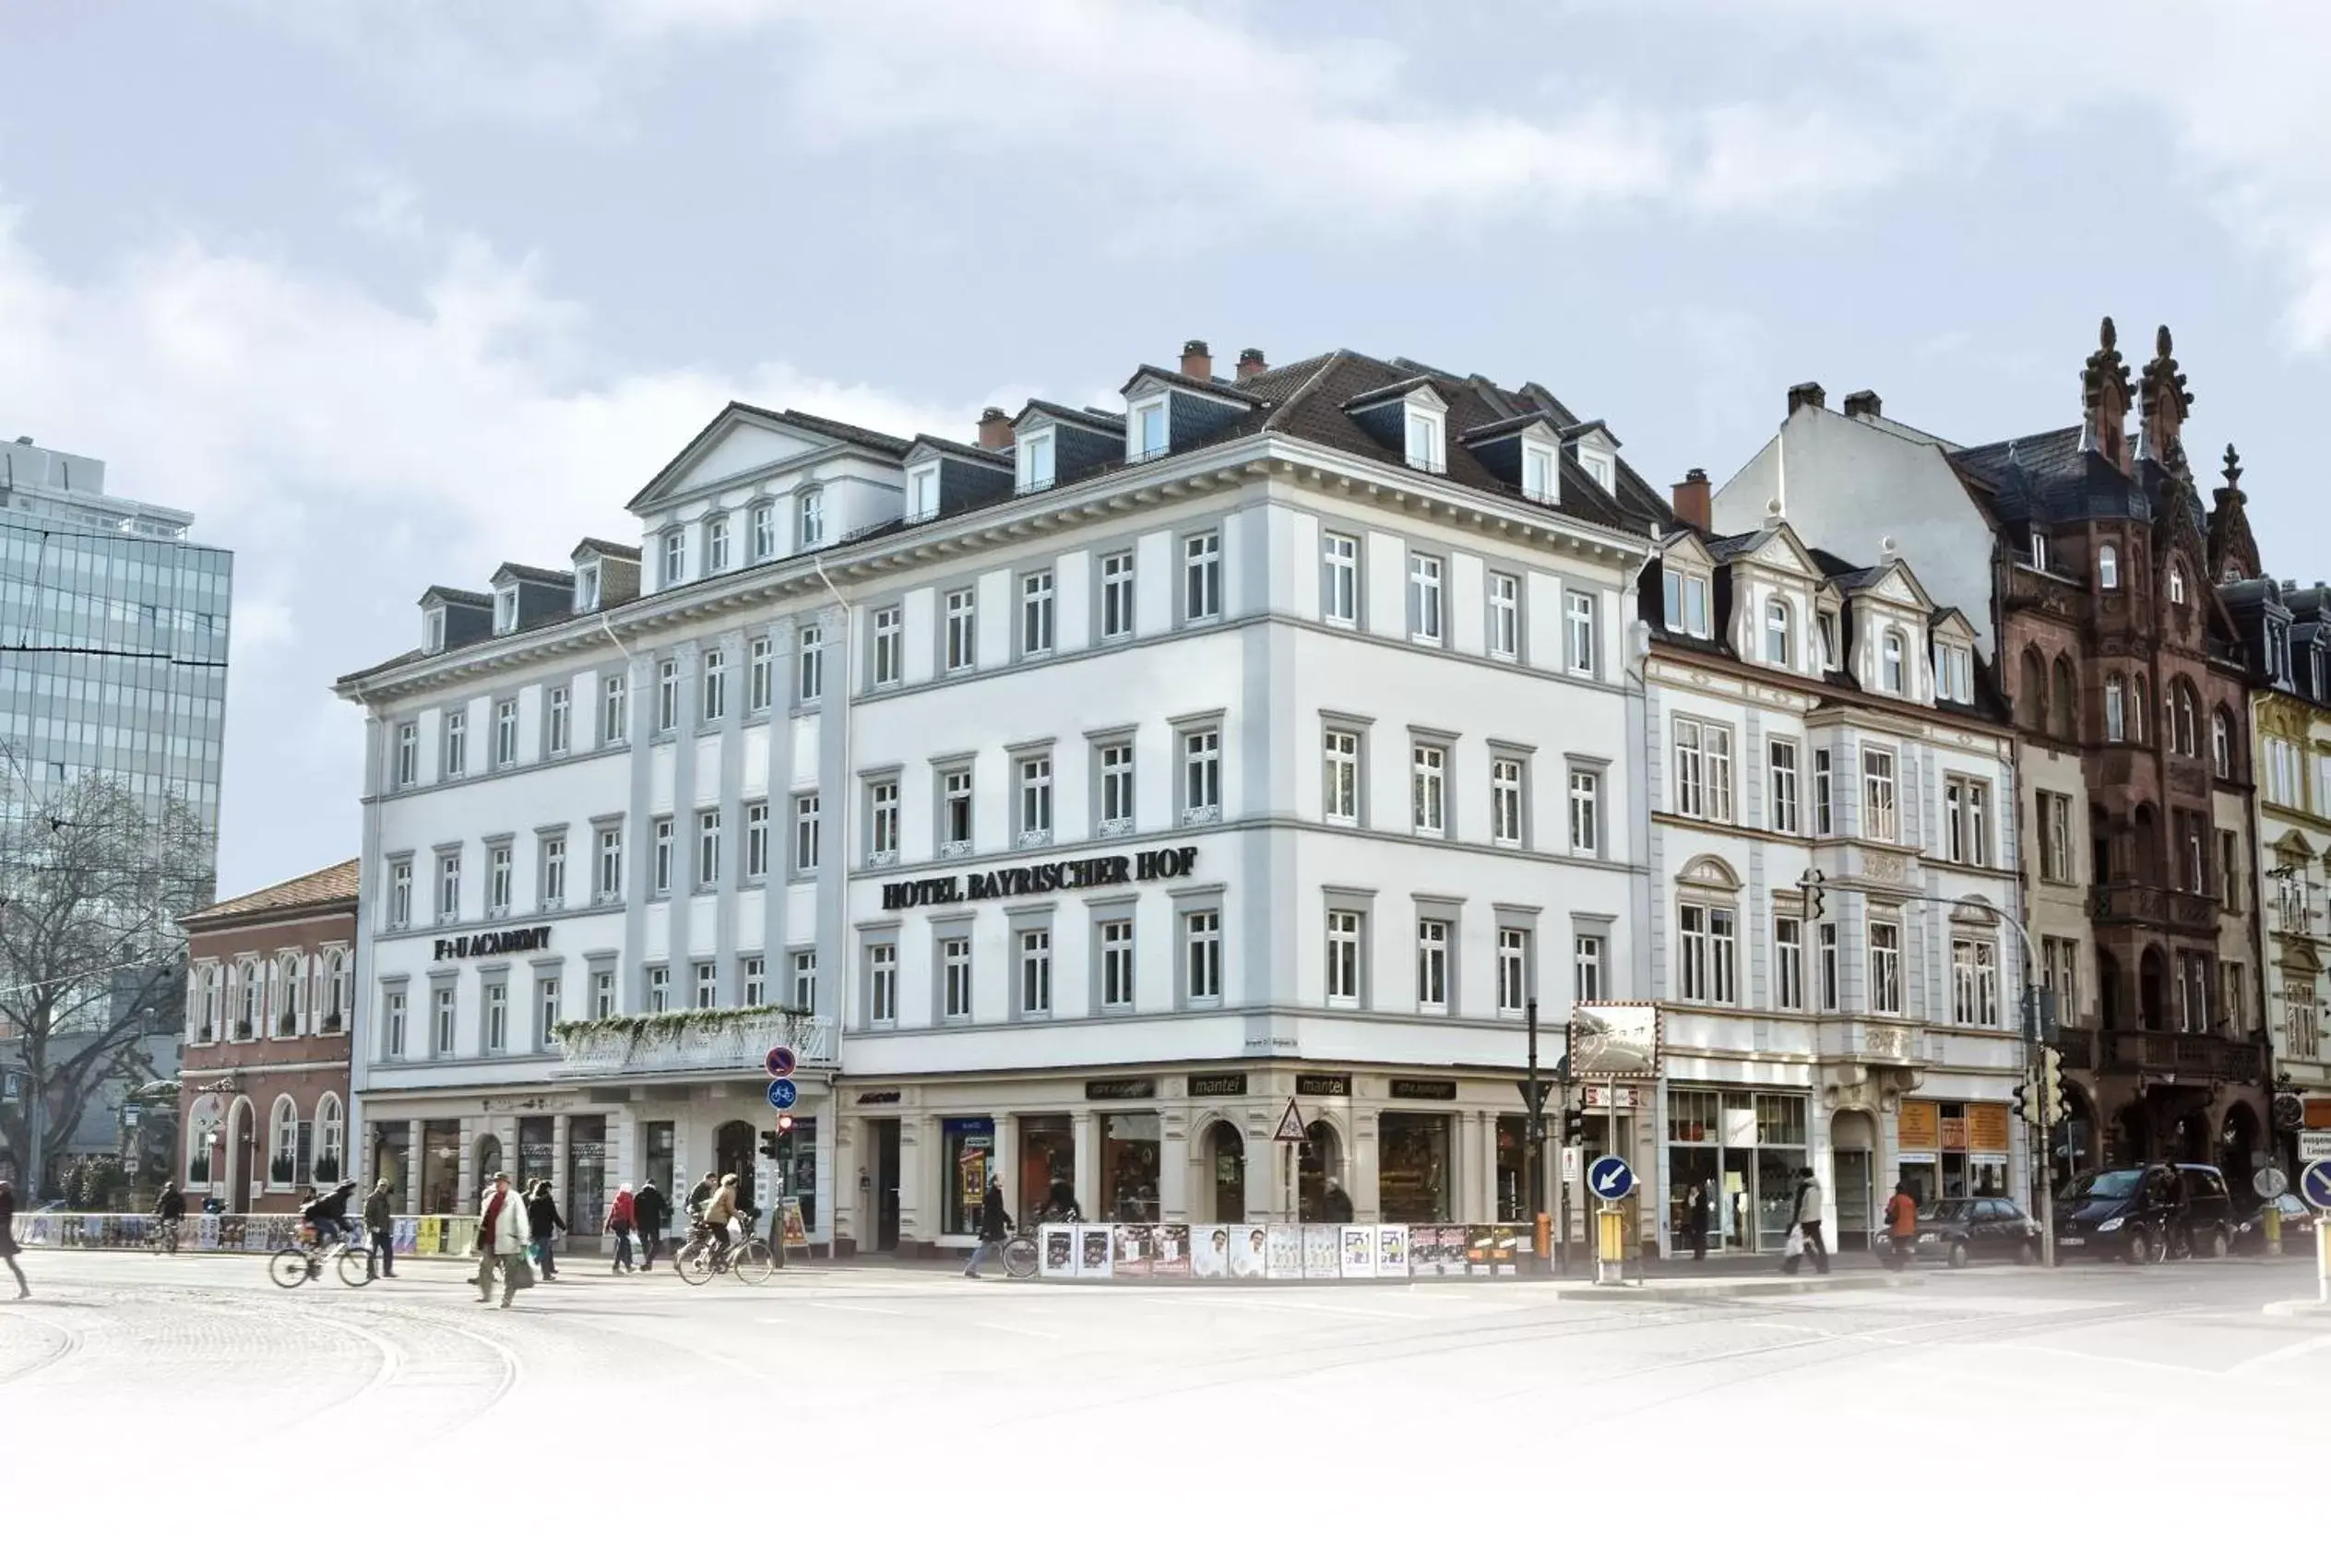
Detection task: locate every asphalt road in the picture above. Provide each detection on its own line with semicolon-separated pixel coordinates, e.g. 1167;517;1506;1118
4;1251;2325;1554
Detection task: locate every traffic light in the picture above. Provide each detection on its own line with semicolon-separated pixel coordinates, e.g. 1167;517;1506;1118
2040;1046;2066;1126
2011;1074;2037;1127
776;1113;796;1135
1800;869;1826;922
1563;1106;1586;1144
758;1128;780;1161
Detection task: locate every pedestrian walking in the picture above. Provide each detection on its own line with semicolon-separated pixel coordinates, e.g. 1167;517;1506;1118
1884;1179;1920;1271
963;1173;1010;1278
606;1183;637;1274
1322;1177;1355;1224
525;1180;565;1279
0;1179;27;1299
364;1178;397;1279
475;1171;534;1308
633;1180;668;1272
1781;1165;1829;1276
1682;1182;1709;1262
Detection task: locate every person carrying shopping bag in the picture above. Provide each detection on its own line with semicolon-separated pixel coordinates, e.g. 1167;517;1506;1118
606;1183;637;1274
475;1172;535;1308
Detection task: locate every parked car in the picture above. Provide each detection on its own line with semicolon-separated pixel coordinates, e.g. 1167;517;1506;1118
2232;1192;2320;1255
2055;1163;2236;1264
1916;1197;2042;1267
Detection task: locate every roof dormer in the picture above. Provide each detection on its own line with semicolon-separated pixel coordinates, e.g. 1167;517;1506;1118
1565;421;1622;496
1009;402;1124;495
1931;609;1979;707
1460;413;1562;505
486;563;577;636
1117;362;1259;464
896;435;1012;528
416;587;491;655
1343;378;1448;475
569;539;641;613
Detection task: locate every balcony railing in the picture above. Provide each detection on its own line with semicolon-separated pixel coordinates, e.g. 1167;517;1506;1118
2096;1031;2264;1082
2089;884;2218;932
552;1007;836;1078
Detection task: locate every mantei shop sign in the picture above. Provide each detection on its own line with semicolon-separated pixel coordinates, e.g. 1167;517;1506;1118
880;845;1198;911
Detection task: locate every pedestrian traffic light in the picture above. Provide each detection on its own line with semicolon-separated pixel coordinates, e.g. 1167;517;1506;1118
2011;1074;2036;1127
758;1128;780;1161
1562;1106;1586;1144
2040;1046;2066;1126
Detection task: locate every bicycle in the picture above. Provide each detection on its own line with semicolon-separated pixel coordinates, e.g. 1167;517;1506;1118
1001;1226;1040;1279
147;1218;182;1255
673;1219;774;1286
268;1223;373;1289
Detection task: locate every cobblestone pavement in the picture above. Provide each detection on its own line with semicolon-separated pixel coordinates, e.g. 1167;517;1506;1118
5;1252;2325;1553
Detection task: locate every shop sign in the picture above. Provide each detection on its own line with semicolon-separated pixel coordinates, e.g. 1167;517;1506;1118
433;924;552;962
854;1089;901;1106
1897;1099;1940;1149
1582;1085;1639;1110
1389;1077;1457;1101
879;845;1198;911
1968;1104;2011;1153
1085;1077;1156;1101
1187;1073;1248;1097
1295;1074;1350;1098
1941;1115;1968;1152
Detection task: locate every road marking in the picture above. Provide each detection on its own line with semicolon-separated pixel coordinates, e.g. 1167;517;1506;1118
800;1301;904;1316
2229;1334;2331;1374
971;1320;1061;1339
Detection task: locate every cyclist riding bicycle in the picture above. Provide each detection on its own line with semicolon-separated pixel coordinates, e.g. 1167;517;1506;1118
696;1173;743;1265
302;1179;359;1250
153;1182;185;1245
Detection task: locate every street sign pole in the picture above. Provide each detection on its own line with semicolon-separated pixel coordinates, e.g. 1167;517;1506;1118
2301;1159;2331;1306
2026;987;2055;1268
1555;1039;1574;1277
1524;999;1546;1276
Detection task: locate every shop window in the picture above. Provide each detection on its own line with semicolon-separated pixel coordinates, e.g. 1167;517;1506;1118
1019;1115;1076;1227
1102;1112;1161;1223
1377;1112;1452;1223
942;1117;996;1236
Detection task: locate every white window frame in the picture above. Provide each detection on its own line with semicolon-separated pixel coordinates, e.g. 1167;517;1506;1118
1182;728;1221;824
944;588;977;674
546;685;570;755
1869;919;1903;1015
1098;745;1134;835
1020;569;1055;658
1017;928;1053;1017
1326;909;1363;1006
701;647;727;722
1183;530;1221;622
706;516;730;574
1130;398;1168;462
750;502;776;562
1416;918;1450;1013
872;607;903;688
796;624;823;706
1565;590;1596;675
1768;740;1800;835
1100;919;1136;1010
748;636;774;713
1323;728;1361;825
1487;572;1520;660
1321;532;1359;625
1491;755;1526;848
1567;766;1600;855
744;800;770;880
1862;747;1897;842
797;488;824;551
1410;742;1446;835
1100;551;1136;640
1409;553;1445;645
1017;754;1054;845
941;935;973;1022
1522;440;1558;504
493;586;517;635
661;529;684;588
1496;927;1529;1016
1017;429;1056;493
907;464;940;524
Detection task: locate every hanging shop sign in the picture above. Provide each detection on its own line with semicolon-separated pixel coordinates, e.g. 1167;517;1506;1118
433;925;553;962
879;846;1198;911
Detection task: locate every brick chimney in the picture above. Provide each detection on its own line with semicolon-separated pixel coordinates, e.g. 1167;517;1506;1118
1787;382;1826;416
1671;468;1712;534
1181;339;1212;380
1236;348;1268;382
977;405;1013;451
1843;389;1882;420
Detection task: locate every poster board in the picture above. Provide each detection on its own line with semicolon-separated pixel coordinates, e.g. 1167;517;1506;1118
777;1196;811;1253
1231;1225;1269;1279
1338;1224;1376;1278
1075;1224;1114;1279
1112;1224;1154;1277
1151;1223;1192;1279
1040;1224;1077;1278
1375;1225;1410;1278
1302;1224;1340;1279
1192;1225;1231;1279
1264;1224;1303;1280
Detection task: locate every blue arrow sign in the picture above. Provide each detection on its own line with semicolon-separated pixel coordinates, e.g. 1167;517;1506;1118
2301;1158;2331;1214
1587;1155;1635;1202
767;1079;799;1111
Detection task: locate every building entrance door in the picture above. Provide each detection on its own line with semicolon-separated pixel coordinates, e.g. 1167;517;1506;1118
1207;1122;1245;1224
1834;1149;1873;1252
872;1119;901;1251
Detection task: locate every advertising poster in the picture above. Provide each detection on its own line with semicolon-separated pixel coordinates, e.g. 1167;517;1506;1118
1076;1225;1114;1279
1302;1223;1340;1279
1041;1225;1076;1278
1376;1225;1410;1278
1338;1224;1376;1278
1465;1225;1521;1277
1231;1225;1270;1280
1192;1225;1231;1279
1112;1224;1155;1278
1264;1224;1303;1280
778;1197;811;1250
1151;1223;1192;1279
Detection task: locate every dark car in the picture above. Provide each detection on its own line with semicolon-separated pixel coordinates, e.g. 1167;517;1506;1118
2232;1192;2320;1256
1916;1197;2042;1267
2055;1163;2236;1264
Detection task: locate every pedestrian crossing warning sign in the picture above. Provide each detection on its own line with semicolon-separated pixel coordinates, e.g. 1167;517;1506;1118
1272;1099;1307;1143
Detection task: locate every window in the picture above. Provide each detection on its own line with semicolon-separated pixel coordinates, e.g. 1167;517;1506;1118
1098;745;1134;834
868;943;898;1025
1326;910;1363;1004
1818;922;1839;1010
1816;610;1839;669
1017;754;1054;844
1768;741;1800;834
1869;920;1902;1014
2105;676;2126;742
2133;673;2149;743
1952;939;2000;1028
443;708;467;776
749;801;779;884
868;779;900;862
696;961;720;1010
2172;683;2197;757
2029;533;2050;573
1944;778;1991;866
432;985;457;1057
1100;551;1136;639
1184;909;1222;1003
2266;736;2302;807
1880;630;1905;694
1659;570;1710;637
595;826;623;902
1566;766;1600;854
908;465;939;523
2220;960;2244;1036
661;529;684;588
493;586;517;635
1862;748;1897;841
1405;409;1444;471
2169;561;2186;604
1936;645;1973;705
2212;710;2232;777
646;965;670;1013
1488;572;1520;659
742;957;766;1008
1672;718;1732;822
601;672;627;746
654;659;679;731
2040;791;2073;883
791;795;817;876
483;981;508;1054
1018;929;1053;1016
488;844;512;915
1493;756;1528;847
394;722;417;788
1523;442;1557;503
941;936;972;1021
1813;748;1833;835
1323;729;1360;824
494;699;517;767
1575;933;1604;1003
743;636;772;713
791;951;817;1014
1765;599;1790;664
944;588;977;673
537;837;566;910
1411;742;1446;833
1565;590;1596;674
384;992;407;1057
1321;533;1358;624
1416;919;1450;1011
1100;920;1136;1009
2041;936;2080;1024
424;605;446;652
546;685;571;754
1409;554;1444;643
2099;544;2119;589
1183;531;1221;621
1497;928;1529;1015
706;516;730;574
1020;570;1055;657
436;851;460;922
1132;398;1168;461
795;625;823;705
700;647;728;721
797;488;824;550
2177;953;2210;1033
651;816;674;895
939;767;973;851
2218;830;2241;911
1182;728;1221;823
1677;903;1736;1004
576;560;601;612
1018;430;1055;493
750;502;776;562
1775;915;1804;1010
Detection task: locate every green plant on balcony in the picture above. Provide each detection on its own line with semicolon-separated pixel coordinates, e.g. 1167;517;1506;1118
550;1003;812;1049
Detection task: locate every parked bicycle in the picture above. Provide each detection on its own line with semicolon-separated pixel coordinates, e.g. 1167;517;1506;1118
1002;1225;1040;1279
268;1222;373;1289
146;1218;182;1255
673;1218;774;1286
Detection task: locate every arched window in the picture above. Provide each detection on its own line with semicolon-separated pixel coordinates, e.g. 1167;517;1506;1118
322;949;349;1030
269;1096;301;1188
237;959;258;1036
2212;708;2233;777
2132;673;2149;743
315;1095;345;1182
2169;561;2187;604
2099;544;2120;589
2104;676;2126;742
2173;683;2197;757
1880;630;1905;694
1765;598;1790;665
2018;648;2047;731
2052;657;2077;742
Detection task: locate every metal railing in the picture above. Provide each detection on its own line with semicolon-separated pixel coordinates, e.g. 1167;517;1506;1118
552;1007;835;1077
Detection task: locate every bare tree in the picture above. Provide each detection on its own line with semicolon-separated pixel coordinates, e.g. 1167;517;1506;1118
0;763;212;1201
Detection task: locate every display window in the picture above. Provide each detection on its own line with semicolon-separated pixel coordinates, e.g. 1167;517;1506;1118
1102;1112;1161;1222
1019;1114;1075;1223
1378;1112;1451;1222
1897;1099;2010;1202
1663;1087;1808;1253
942;1117;995;1235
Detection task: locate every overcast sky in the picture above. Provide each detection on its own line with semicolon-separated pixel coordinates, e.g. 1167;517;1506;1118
4;1;2328;897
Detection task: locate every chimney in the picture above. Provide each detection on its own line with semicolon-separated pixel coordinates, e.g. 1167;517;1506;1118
977;405;1013;451
1671;468;1712;534
1236;348;1268;382
1843;389;1882;420
1181;339;1213;381
1787;382;1826;416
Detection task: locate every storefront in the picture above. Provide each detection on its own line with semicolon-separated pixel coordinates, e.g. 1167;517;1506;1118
1663;1086;1811;1253
941;1116;995;1235
1019;1114;1074;1223
1101;1111;1162;1222
1378;1097;1454;1223
1896;1099;2010;1204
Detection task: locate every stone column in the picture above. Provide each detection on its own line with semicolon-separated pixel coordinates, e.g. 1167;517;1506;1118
456;1115;478;1208
1072;1110;1097;1222
898;1113;933;1250
402;1118;421;1212
993;1113;1024;1228
1352;1111;1383;1224
1158;1105;1188;1222
832;1115;858;1256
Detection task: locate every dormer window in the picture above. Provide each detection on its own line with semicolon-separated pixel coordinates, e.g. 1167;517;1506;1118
660;529;684;588
2099;544;2119;589
2030;533;2051;573
423;606;446;653
1816;610;1840;670
1934;642;1973;704
1765;599;1791;664
1662;566;1711;638
1522;439;1559;505
2168;561;2186;604
907;463;940;523
1880;629;1905;695
493;586;518;635
1130;398;1168;462
705;516;730;574
1581;451;1614;493
1406;409;1445;473
574;561;600;614
798;488;825;550
1017;431;1055;493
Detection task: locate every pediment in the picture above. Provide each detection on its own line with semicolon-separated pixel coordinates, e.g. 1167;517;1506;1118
628;404;841;512
1863;561;1934;612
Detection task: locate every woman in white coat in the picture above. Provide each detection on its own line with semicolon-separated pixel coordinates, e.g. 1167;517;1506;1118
476;1170;534;1307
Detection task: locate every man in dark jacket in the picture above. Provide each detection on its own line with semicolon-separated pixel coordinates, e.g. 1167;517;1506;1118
525;1181;565;1279
633;1181;669;1272
363;1179;397;1279
963;1173;1011;1279
303;1180;357;1247
1322;1177;1355;1225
